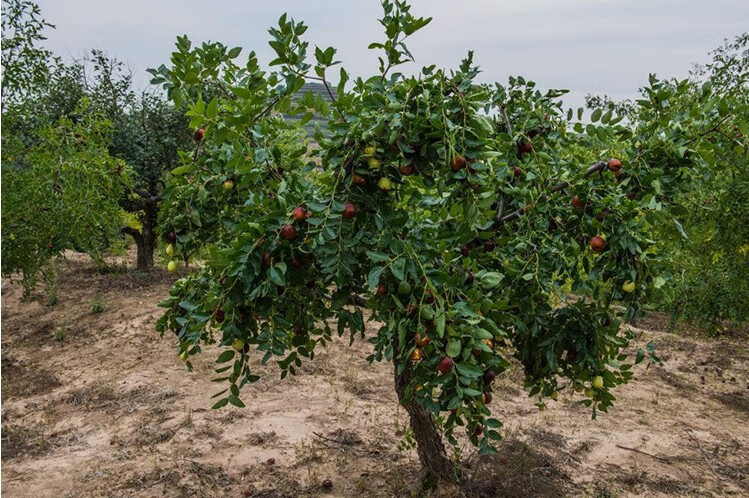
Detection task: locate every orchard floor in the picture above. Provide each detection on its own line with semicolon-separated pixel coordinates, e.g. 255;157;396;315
1;253;748;498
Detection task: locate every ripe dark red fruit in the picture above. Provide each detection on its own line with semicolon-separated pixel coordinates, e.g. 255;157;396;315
460;245;470;257
518;140;533;154
215;309;225;323
590;236;606;253
280;224;297;240
483;391;492;404
262;252;272;266
627;190;638;200
607;158;622;172
243;489;253;497
167;231;177;244
48;242;54;250
465;272;475;285
267;457;275;465
292;206;307;222
377;283;388;296
194;128;205;141
483;369;496;384
322;479;333;489
398;163;415;176
290;258;302;270
474;425;484;436
484;240;496;252
451;155;467;171
572;195;585;208
438;356;454;374
513;167;523;178
352;173;366;186
342;202;357;219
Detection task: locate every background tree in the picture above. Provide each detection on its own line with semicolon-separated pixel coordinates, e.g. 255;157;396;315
587;34;749;333
80;51;193;269
1;1;127;296
2;4;193;271
1;0;56;102
1;100;127;297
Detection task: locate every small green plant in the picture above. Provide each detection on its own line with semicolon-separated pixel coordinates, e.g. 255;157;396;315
55;326;66;342
46;292;58;307
90;296;107;313
43;260;59;306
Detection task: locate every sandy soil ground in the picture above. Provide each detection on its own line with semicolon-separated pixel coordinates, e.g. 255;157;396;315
1;252;748;497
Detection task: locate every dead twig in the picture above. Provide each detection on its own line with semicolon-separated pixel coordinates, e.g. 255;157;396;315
312;431;359;446
683;427;727;484
616;444;671;464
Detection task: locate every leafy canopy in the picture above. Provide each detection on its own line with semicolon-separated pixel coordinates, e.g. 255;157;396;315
154;1;729;454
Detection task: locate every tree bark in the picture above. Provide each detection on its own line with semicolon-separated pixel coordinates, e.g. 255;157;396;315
393;343;457;484
122;202;158;270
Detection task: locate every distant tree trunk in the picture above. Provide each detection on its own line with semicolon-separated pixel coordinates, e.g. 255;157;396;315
122;202;158;270
393;340;457;485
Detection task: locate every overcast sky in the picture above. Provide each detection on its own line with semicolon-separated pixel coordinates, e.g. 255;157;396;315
35;0;749;108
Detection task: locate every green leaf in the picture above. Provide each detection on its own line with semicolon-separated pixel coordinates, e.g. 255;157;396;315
456;363;482;379
206;98;219;119
171;164;196;176
368;267;385;291
216;350;235;363
673;219;688;239
481;272;504;288
178;300;198;311
366;251;390;262
446;340;461;358
473;328;493;340
391;257;405;281
228;395;246;408
212;398;229;409
268;266;285;286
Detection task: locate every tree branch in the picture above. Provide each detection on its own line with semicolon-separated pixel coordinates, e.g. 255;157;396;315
323;293;368;307
321;74;345;120
285;66;345;120
500;106;513;137
495;161;607;225
121;226;142;242
682;114;731;147
493;106;513;222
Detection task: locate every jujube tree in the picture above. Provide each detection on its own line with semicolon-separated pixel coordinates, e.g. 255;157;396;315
154;1;730;483
1;102;128;297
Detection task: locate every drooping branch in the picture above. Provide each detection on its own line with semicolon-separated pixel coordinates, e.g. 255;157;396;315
495;161;607;225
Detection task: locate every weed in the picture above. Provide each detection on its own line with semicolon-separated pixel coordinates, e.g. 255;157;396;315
90;296;107;313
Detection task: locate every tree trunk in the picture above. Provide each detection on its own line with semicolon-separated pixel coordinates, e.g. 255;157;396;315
393;345;457;484
122;203;157;270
